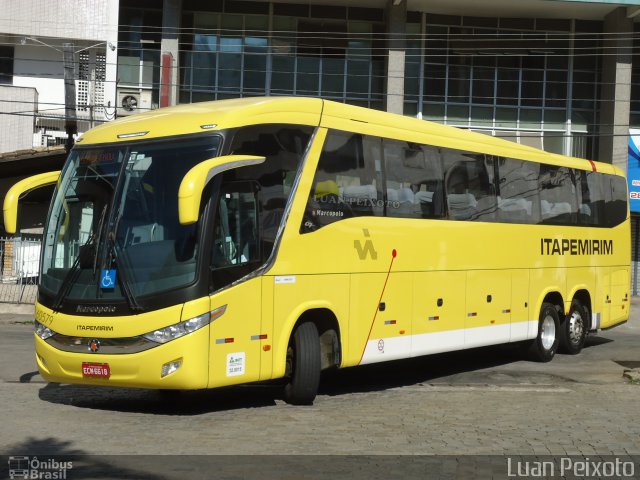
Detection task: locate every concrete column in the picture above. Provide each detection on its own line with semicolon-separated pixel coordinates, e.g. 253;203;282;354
385;0;406;115
160;0;182;106
598;7;633;169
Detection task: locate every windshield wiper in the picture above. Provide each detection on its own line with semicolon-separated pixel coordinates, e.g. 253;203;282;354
51;231;98;312
103;233;144;313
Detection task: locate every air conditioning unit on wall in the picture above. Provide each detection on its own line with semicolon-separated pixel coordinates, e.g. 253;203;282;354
116;89;152;117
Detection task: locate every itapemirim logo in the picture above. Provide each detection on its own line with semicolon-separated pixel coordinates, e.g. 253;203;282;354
8;456;72;479
354;229;378;261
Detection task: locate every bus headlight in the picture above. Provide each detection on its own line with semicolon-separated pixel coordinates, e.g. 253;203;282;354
142;305;226;344
35;320;55;340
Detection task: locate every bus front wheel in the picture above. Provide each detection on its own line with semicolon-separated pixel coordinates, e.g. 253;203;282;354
558;300;588;355
529;302;559;362
283;322;321;405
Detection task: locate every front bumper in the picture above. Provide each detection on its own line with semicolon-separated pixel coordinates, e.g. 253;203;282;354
35;326;210;389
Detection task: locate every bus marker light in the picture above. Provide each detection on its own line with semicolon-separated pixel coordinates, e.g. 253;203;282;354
263;345;271;352
467;312;477;317
251;334;268;340
216;338;235;344
490;320;496;324
399;329;405;335
428;316;440;321
200;124;217;130
502;309;511;314
117;131;149;139
161;359;182;377
384;320;397;325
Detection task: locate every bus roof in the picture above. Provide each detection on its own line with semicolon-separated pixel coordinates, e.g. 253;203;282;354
76;96;622;177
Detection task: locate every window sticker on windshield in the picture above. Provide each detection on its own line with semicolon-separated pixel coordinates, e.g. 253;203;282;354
226;352;245;377
100;269;117;289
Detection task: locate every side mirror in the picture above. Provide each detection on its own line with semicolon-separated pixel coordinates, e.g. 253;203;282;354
3;171;61;234
178;155;265;225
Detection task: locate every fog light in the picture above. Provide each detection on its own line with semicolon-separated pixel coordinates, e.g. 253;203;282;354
161;359;182;378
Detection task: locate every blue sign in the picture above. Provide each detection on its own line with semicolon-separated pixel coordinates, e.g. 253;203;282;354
628;129;640;213
100;269;117;289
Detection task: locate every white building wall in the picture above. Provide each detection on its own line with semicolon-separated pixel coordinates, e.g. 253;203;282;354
0;0;118;41
0;0;119;150
0;85;37;152
13;45;64;115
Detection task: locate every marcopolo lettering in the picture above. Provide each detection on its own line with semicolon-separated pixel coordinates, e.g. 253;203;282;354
76;305;117;314
540;238;613;256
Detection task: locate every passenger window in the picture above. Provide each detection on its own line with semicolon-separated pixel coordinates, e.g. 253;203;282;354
575;169;604;226
605;175;628;227
443;150;497;221
496;158;540;224
301;130;383;233
538;165;578;225
383;139;445;219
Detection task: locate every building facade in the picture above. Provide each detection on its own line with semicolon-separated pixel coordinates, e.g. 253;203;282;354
0;0;119;151
2;0;640;291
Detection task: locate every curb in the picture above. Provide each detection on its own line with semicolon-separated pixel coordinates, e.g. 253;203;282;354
0;303;35;315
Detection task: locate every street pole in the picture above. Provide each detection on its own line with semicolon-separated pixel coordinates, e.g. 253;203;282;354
63;43;77;153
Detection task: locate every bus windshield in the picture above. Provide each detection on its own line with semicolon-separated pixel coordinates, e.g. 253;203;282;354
41;135;221;306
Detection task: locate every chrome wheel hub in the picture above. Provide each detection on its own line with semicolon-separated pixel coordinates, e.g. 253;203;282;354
541;314;556;350
568;310;584;345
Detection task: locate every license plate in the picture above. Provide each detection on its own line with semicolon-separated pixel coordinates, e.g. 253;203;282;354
82;362;110;378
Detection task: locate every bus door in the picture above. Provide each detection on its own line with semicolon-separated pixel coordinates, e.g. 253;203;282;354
208;182;264;388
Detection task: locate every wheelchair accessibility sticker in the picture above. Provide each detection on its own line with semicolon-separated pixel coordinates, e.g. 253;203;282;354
100;269;117;289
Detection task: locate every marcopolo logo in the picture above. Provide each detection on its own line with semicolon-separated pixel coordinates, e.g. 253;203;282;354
8;456;73;479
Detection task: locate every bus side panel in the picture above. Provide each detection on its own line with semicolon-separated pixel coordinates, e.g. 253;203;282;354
208;278;262;388
464;270;511;347
565;265;596;313
510;269;533;341
529;267;566;320
355;272;413;365
605;267;630;328
261;275;275;380
411;271;466;357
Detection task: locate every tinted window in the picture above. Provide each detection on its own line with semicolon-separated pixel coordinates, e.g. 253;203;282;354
383;139;445;219
443;151;497;221
301;130;383;232
496;158;540;224
538;165;578;225
576;169;605;226
605;175;628;227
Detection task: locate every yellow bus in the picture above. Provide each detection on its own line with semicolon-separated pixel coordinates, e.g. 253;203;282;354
3;97;630;405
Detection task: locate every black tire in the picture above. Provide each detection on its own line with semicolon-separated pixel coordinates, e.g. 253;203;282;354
559;300;588;355
529;302;560;362
283;322;321;405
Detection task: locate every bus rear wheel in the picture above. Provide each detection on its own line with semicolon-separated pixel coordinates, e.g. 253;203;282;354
529;302;559;362
283;322;321;405
559;300;588;355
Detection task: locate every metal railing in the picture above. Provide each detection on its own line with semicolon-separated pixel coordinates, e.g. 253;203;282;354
0;237;41;304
